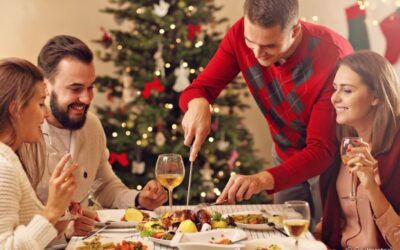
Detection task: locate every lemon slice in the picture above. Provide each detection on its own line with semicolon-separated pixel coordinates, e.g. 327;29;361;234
124;208;144;222
178;219;198;233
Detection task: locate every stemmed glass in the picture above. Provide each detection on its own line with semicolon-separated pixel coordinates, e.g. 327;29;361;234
155;154;185;212
282;200;310;249
341;137;362;200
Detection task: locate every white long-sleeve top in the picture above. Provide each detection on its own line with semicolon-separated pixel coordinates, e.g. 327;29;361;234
0;142;57;250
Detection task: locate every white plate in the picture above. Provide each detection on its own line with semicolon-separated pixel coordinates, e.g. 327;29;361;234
66;235;154;250
242;237;327;250
95;209;157;228
225;211;283;230
171;228;247;250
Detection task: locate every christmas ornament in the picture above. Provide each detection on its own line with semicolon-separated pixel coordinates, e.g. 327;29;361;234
153;0;170;17
142;78;165;99
109;152;129;167
154;42;166;79
131;161;146;174
217;140;229;151
345;3;370;51
210;117;219;132
227;150;239;170
380;9;400;64
173;61;190;92
200;162;214;181
100;27;112;47
120;74;136;104
155;131;166;146
187;24;202;40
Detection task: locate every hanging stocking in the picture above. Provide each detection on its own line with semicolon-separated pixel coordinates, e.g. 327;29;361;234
345;3;370;51
380;9;400;64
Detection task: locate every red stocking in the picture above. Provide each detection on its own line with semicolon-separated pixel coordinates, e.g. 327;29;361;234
380;9;400;64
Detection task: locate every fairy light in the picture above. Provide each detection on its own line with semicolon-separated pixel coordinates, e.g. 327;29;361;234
159;29;165;34
147;126;153;132
117;45;123;50
194;41;204;48
164;103;174;109
214;107;220;113
171;124;178;130
199;67;204;71
188;5;195;11
136;140;142;146
300;17;307;22
125;131;131;136
372;20;379;26
182;62;188;67
170;24;176;29
230;172;236;176
208;137;214;142
171;135;177;141
112;132;118;138
136;7;145;14
214;188;221;196
235;161;241;167
176;38;182;43
311;16;319;22
155;70;161;76
121;122;127;128
218;171;224;177
142;133;148;139
200;192;206;197
136;90;141;95
137;185;143;190
125;67;131;73
165;63;171;68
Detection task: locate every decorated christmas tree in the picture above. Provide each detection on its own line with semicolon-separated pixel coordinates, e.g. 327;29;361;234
94;0;267;204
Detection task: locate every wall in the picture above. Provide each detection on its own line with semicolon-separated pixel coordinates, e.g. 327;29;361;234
1;0;399;166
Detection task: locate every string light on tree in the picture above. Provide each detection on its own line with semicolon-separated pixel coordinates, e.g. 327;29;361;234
126;131;131;136
112;132;118;138
159;29;165;34
170;24;176;29
137;185;143;190
208;137;215;142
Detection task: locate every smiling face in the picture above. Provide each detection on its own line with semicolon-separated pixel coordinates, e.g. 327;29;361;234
16;82;48;144
244;17;297;67
331;65;379;131
47;57;95;130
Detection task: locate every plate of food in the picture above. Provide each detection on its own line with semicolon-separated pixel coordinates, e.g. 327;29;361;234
171;228;247;250
66;235;154;250
138;209;236;246
224;211;283;230
241;237;327;250
95;208;156;228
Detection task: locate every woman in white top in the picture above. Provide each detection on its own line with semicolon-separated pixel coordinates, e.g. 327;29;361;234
0;58;77;249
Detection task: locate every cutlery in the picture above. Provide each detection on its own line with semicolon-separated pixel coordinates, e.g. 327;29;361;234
186;147;194;208
194;199;228;211
260;208;289;237
82;221;111;240
80;178;103;204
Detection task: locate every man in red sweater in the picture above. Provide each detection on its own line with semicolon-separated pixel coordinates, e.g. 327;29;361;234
179;0;353;226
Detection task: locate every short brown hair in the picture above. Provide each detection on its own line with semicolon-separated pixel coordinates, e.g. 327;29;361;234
0;58;43;146
244;0;299;29
38;35;93;80
336;51;400;155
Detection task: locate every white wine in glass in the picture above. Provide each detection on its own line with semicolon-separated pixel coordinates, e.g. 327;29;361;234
341;137;362;200
283;200;310;249
155;154;185;212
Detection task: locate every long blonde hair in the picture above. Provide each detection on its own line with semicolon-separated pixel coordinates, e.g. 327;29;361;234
336;51;400;155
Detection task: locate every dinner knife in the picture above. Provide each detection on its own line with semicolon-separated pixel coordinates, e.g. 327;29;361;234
186;148;194;208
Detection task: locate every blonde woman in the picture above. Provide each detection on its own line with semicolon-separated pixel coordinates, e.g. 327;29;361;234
0;58;77;249
321;51;400;249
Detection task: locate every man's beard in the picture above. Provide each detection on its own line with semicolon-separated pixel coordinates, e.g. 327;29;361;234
50;92;89;130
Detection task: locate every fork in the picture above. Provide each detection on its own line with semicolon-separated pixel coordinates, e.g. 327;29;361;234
80;178;103;205
82;221;111;240
193;199;227;211
260;208;288;237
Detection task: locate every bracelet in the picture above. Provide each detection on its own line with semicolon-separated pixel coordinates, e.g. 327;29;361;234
134;193;142;209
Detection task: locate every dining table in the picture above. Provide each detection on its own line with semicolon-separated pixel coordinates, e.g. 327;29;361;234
67;204;323;250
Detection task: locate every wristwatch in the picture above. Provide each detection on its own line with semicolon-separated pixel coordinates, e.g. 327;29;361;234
134;192;142;209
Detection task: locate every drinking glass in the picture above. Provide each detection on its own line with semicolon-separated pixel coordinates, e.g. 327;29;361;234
341;137;362;200
155;154;185;212
282;200;310;249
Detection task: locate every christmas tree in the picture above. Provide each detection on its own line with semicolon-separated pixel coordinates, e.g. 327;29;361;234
94;0;267;204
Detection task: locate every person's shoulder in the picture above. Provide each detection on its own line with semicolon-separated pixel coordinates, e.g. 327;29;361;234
227;17;244;36
84;111;104;130
301;21;353;53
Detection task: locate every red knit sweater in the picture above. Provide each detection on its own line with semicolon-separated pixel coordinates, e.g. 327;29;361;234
179;18;353;192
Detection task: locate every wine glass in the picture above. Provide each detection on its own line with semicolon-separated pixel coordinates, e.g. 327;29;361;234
155;154;185;212
341;137;362;200
282;200;310;249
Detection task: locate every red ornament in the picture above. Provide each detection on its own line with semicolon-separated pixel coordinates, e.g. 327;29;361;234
142;78;165;99
187;24;202;40
100;27;112;45
109;152;129;167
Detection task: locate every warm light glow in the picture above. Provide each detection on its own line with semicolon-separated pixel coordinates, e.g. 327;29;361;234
171;124;178;130
155;70;161;76
137;185;143;190
235;161;241;167
190;69;196;74
231;172;236;176
136;8;145;14
126;131;131;136
214;188;221;196
121;122;127;128
170;24;176;29
165;63;171;68
136;91;141;95
214;107;220;113
311;16;319;22
136;140;142;145
117;45;123;50
195;41;204;48
218;171;224;177
182;62;188;67
176;38;182;43
142;133;148;139
159;29;165;34
201;192;206;197
147;127;153;132
208;137;214;142
112;132;118;138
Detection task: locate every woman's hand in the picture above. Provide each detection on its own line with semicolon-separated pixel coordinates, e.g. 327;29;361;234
42;154;78;225
347;141;379;191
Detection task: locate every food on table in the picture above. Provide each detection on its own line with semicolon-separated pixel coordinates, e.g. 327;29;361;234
209;238;232;244
256;245;282;250
178;219;198;233
75;235;148;250
121;208;150;222
231;213;283;226
137;209;235;240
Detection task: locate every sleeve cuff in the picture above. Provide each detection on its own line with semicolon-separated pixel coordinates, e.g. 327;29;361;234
266;165;290;193
26;215;58;248
374;205;399;230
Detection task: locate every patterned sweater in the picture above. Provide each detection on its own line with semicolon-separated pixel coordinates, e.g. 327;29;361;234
179;18;353;192
0;142;57;250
